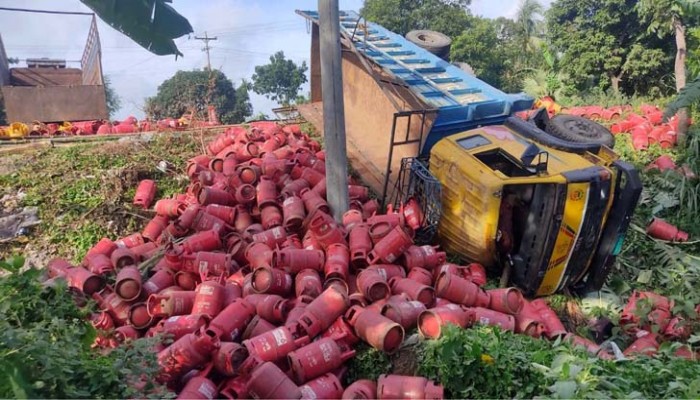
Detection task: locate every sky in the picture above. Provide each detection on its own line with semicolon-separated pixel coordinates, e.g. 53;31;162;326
0;0;553;121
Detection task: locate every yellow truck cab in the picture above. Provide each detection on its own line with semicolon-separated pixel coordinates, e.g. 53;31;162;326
428;116;642;296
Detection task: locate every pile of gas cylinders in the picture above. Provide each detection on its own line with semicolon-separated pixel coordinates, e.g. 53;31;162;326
44;122;698;399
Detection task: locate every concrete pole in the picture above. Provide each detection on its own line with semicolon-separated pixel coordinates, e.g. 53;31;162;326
318;0;349;221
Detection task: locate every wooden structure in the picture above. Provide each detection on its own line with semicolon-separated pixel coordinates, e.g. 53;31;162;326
0;16;108;123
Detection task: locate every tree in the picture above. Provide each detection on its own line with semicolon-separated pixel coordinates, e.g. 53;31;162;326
546;0;674;97
145;69;252;124
450;16;522;92
252;51;308;106
230;79;253;124
514;0;544;59
361;0;471;38
638;0;700;142
103;76;121;119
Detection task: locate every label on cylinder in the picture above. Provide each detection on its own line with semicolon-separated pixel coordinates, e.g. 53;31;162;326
479;316;490;324
283;197;295;206
200;285;215;295
300;386;317;399
320;341;333;362
273;328;288;346
409;301;424;310
422;246;435;256
198;382;216;399
167;316;181;323
446;304;461;311
386;254;398;263
272;227;284;239
143;281;158;293
377;268;387;280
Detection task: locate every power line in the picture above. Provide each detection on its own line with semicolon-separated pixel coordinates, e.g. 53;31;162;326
194;32;217;71
0;6;93;16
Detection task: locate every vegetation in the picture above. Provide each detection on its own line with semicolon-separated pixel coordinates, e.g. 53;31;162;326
0;256;170;398
103;76;121;119
144;70;252;124
0;133;201;264
251;51;309;106
361;0;472;38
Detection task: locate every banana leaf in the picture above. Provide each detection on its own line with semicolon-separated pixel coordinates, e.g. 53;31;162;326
80;0;193;57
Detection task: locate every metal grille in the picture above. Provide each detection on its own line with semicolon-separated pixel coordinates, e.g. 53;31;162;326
391;157;442;244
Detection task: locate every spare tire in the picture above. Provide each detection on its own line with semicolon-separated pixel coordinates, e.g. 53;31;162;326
545;114;615;148
406;30;452;60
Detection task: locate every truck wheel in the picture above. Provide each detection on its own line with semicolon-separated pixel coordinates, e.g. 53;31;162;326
545;114;615;148
406;30;452;59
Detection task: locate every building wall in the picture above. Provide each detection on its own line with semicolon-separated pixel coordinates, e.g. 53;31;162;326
2;85;108;122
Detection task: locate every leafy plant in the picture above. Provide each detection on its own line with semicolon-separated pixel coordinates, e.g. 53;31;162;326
252;51;308;106
0;256;171;398
345;343;392;384
418;325;556;398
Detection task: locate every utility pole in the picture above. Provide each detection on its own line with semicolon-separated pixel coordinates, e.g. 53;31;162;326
194;31;217;70
318;0;349;221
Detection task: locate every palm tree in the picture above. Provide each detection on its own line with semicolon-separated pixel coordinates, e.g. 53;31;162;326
515;0;544;56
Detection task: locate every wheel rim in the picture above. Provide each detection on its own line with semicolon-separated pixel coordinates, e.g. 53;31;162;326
563;119;599;138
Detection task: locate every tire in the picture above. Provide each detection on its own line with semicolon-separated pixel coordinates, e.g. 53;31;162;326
405;30;452;59
545;114;615;148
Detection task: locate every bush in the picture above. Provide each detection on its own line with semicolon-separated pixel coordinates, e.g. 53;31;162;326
0;256;170;399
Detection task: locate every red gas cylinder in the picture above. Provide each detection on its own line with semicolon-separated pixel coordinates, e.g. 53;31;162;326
308;211;346;249
111;247;136;270
346;305;404;354
403;245;446;270
128;302;153;329
342;379;377;400
300;373;345;400
244;325;310;362
407;267;433;286
114;325;140;342
663;316;691;340
65;266;105;295
115;265;142;301
631;123;651;150
252;226;287;249
282;179;311;198
233;205;254;233
221;375;249;400
295;269;324;298
182;230;222;253
156;330;220;383
148;291;196;317
133;179;156;209
85;237;118;259
381;299;426;329
356;268;390;302
242;315;277;340
192;280;225;317
297;285;350;338
142;215;170;242
288;337;355;384
343;209;364;232
646;217;689;242
131;242;159;261
177;377;218;400
245;242;273;270
349;223;372;269
514;301;545;337
417;304;474;339
487;287;524;315
93;288;130;325
389;277;435;307
367;226;413;264
435;272;490;307
623;332;660;357
85;253;114;275
530;298;567;339
465;263;487;286
198;186;236;207
403;197;423;231
251;267;293;296
301;189;331;217
255;294;290;324
115;232;145;249
161;314;210;341
207;298;256;342
273;248;325;273
214;342;250;377
377;374;443;400
322;315;361;346
325;243;350;281
472;306;516;332
246;361;302;399
204;204;236;224
368;264;407;281
282;195;307;232
261;204;284;230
